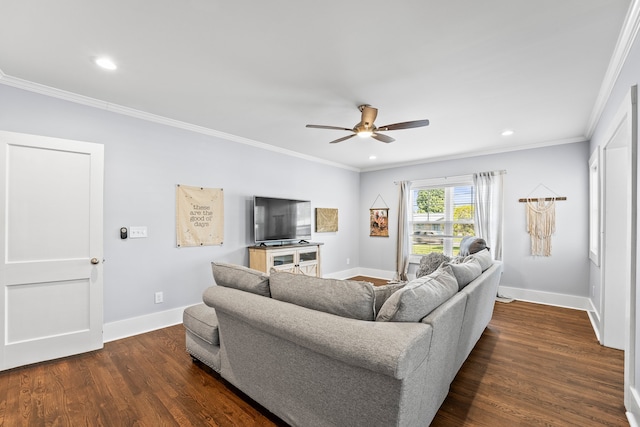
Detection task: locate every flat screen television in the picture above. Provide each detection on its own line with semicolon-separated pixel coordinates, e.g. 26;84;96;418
253;196;312;244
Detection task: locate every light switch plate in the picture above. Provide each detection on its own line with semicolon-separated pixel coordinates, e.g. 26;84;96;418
129;226;148;238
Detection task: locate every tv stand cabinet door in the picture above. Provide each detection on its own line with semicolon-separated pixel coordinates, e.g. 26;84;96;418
297;247;320;276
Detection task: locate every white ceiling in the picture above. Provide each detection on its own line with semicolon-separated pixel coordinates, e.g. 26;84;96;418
0;0;632;171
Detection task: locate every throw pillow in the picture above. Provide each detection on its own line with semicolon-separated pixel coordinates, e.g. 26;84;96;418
373;282;407;316
467;248;493;271
415;252;451;278
376;266;458;322
446;257;482;290
270;271;376;321
211;262;271;297
459;236;489;257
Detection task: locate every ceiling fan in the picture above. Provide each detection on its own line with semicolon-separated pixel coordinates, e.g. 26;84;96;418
306;104;429;144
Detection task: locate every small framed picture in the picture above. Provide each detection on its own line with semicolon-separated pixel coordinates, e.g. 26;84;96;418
369;208;389;237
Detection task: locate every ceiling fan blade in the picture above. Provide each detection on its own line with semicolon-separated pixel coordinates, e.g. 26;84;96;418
306;124;353;131
371;133;395;143
329;134;357;144
359;105;378;127
377;119;430;132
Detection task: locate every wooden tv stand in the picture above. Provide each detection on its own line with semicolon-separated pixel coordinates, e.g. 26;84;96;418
249;242;323;277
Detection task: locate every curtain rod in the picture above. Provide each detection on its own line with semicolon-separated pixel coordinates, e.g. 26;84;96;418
394;169;506;185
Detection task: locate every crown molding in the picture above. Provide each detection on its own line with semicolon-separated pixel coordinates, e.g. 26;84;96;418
0;72;359;172
359;136;588;173
585;0;640;138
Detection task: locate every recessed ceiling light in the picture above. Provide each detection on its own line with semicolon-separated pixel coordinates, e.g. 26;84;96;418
369;155;377;160
501;129;514;136
95;57;117;70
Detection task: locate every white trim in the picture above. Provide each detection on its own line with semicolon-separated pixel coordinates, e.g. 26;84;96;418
628;386;640;427
589;147;601;266
0;74;359;173
586;0;640;138
588;311;602;344
497;286;592;311
586;298;603;344
103;306;188;343
360;136;587;173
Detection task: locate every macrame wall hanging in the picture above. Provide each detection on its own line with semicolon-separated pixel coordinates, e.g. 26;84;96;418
519;185;566;257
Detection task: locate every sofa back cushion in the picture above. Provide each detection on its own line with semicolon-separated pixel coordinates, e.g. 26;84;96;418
446;257;482;290
270;271;376;320
466;248;493;271
376;265;458;322
373;282;406;315
211;262;271;297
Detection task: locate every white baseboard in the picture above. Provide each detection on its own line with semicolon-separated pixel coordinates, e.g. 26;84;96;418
497;285;592;311
628;386;640;427
103;305;188;343
323;267;362;280
102;281;592;343
323;267;396;281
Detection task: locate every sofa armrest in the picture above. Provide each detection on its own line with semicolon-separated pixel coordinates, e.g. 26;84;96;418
204;285;433;380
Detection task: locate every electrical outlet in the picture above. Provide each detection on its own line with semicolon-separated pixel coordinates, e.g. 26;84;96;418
155;291;163;304
346;258;350;265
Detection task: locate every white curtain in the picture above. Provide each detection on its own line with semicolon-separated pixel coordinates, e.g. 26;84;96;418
395;181;411;281
473;171;505;260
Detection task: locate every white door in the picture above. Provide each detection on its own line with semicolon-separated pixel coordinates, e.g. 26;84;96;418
0;130;104;371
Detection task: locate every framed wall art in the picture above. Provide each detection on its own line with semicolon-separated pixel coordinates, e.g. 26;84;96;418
315;208;338;232
369;208;389;237
176;184;224;247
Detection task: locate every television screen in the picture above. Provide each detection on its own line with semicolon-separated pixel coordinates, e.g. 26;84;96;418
253;196;312;244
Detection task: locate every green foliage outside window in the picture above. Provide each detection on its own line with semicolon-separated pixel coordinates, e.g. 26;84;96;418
453;204;475;235
415;189;444;215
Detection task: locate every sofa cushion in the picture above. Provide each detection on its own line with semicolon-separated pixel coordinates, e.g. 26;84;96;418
467;248;493;271
447;257;482;290
270;271;376;320
376;265;458;322
373;282;407;315
459;236;489;256
211;262;270;297
183;303;219;346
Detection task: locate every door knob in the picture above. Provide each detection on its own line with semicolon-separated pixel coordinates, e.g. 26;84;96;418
91;258;100;265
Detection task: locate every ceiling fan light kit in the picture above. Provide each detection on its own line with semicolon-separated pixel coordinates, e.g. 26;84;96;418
306;104;429;144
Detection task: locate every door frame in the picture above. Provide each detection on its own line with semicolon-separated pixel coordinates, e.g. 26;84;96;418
599;86;638;411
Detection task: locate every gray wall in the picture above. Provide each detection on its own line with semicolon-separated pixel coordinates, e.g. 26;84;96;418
360;142;590;297
0;84;361;324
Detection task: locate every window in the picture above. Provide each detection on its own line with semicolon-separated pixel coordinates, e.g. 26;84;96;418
410;176;475;258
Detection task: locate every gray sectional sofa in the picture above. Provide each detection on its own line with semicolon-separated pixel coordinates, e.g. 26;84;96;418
184;249;503;426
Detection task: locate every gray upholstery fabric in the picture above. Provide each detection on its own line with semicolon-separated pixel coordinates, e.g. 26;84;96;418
376;265;458;322
459;236;489;256
373;282;406;315
185;330;221;372
192;260;504;427
467;248;493;271
183;303;219;345
455;261;504;372
270;270;376;321
415;252;451;278
447;257;482;290
209;285;432;379
211;262;270;297
418;292;468;419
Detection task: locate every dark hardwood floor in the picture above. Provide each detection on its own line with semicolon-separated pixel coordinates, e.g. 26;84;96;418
0;299;627;426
